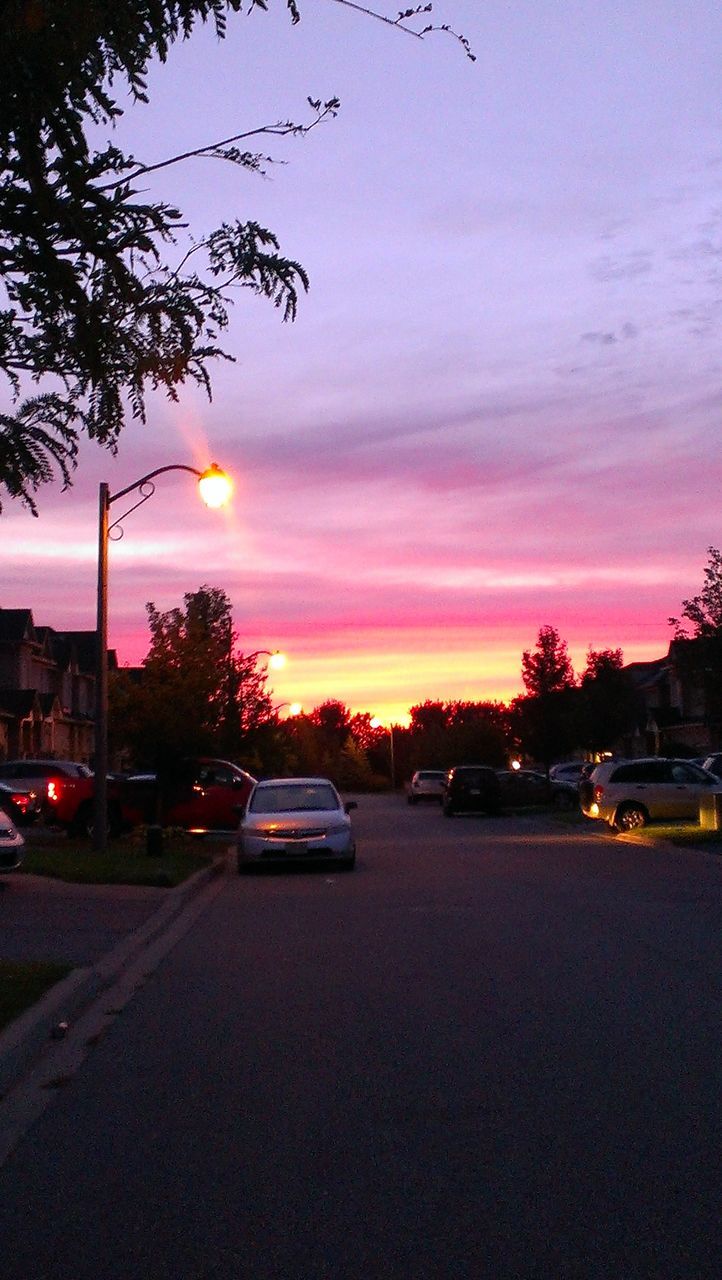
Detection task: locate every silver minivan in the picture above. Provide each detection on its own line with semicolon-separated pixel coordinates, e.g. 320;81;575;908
581;757;722;831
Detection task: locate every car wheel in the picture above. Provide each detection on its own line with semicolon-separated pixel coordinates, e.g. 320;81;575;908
614;803;647;832
337;852;356;871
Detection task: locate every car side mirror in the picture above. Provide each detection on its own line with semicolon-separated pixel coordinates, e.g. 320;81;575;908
345;801;358;812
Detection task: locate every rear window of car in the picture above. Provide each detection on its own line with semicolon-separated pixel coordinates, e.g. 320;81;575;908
13;763;58;779
452;768;495;784
610;761;671;783
417;772;445;781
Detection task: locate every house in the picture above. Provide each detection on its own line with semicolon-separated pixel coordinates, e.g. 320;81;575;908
0;607;117;762
624;638;716;757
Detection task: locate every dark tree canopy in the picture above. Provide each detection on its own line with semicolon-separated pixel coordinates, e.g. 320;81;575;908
109;584;275;769
0;1;324;512
1;0;470;513
669;547;722;639
521;625;576;699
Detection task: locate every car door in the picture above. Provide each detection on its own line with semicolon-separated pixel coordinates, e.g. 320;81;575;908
667;761;717;820
647;757;701;819
168;762;251;831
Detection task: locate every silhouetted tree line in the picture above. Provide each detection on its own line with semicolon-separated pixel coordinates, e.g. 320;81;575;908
109;552;722;787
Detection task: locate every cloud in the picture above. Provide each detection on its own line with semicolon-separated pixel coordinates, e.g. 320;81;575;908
589;251;654;281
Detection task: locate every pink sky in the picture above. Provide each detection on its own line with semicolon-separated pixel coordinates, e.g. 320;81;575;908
3;2;722;723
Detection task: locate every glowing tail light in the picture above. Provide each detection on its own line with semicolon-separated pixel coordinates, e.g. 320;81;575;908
47;780;59;803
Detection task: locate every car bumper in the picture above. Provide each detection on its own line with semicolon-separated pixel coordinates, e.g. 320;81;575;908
237;835;355;866
0;846;24;873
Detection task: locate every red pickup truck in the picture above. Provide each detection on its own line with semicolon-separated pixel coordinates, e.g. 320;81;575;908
119;759;256;834
0;757;255;837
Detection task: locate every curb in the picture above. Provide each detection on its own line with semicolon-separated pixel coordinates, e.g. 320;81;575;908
0;853;228;1098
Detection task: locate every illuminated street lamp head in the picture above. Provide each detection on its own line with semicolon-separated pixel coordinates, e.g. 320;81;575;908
267;651;287;671
198;463;232;509
289;702;303;717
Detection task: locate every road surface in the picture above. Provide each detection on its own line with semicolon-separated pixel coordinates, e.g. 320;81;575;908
0;796;720;1278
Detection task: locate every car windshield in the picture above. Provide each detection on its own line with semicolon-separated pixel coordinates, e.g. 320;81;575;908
250;783;341;814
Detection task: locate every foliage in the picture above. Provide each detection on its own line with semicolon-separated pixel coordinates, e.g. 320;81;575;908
578;647;636;755
517;627;578;768
337;736;374;790
669;547;722;735
510;689;578;772
405;698;509;772
583;646;623;681
521;625;576;698
108;584;274;770
1;0;470;513
669;547;722;638
0;1;330;512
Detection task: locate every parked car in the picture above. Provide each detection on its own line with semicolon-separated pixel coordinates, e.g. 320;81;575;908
549;761;587;786
407;770;447;804
702;753;722;780
121;759;257;834
443;766;502;817
580;757;722;831
0;759;96;831
496;769;551;807
0;781;42;826
237;777;357;871
0;806;25;873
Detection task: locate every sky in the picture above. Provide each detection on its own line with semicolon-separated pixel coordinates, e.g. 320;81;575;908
3;0;722;723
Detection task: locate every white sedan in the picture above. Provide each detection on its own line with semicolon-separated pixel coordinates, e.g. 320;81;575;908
237;778;357;872
0;807;25;874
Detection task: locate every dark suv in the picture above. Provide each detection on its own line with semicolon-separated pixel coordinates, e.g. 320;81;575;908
443;766;502;817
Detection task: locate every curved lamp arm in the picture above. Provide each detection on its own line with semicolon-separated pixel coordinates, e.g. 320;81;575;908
94;461;231;853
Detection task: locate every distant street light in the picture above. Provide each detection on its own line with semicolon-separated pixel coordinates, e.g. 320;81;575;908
244;649;286;670
94;463;232;852
371;717;396;790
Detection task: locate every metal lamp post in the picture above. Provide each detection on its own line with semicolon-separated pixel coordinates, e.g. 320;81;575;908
94;463;232;852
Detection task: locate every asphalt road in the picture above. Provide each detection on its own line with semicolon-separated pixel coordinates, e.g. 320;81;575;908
0;796;720;1279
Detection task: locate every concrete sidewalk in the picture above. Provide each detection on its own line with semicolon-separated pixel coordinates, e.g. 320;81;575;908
0;853;228;1098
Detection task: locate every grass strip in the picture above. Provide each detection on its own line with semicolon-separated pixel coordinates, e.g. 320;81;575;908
18;836;226;886
0;960;72;1033
637;823;722;850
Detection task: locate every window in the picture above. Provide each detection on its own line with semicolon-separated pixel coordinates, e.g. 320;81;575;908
251;783;340;813
611;761;665;783
670;762;711;785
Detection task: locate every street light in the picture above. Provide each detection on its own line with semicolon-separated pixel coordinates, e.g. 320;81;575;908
371;717;396;790
244;649;286;670
94;462;232;852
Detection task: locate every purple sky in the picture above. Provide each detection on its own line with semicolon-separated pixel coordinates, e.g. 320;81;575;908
3;1;722;721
